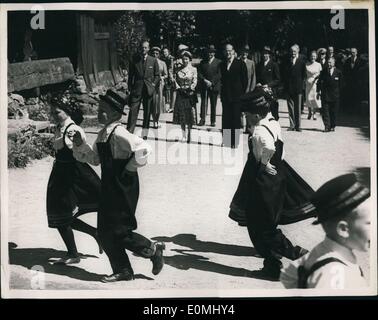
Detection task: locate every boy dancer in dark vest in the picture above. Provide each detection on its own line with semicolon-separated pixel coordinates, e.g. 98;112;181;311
73;89;165;282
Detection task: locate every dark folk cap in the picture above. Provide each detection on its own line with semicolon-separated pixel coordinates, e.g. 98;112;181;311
311;173;370;224
100;89;128;115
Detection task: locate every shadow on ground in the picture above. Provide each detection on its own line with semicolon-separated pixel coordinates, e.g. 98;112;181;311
8;242;153;282
151;234;274;281
153;233;258;257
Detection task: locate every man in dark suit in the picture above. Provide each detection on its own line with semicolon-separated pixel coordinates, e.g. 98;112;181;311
317;57;343;132
283;44;306;131
197;44;222;127
343;47;363;113
256;46;281;120
220;44;248;148
127;41;160;137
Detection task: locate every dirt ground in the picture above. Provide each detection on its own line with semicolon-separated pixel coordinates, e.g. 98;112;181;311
5;99;371;296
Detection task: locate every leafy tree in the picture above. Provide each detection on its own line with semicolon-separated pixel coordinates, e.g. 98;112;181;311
114;11;146;68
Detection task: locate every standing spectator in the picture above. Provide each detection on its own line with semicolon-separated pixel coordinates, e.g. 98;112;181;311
343;48;363;114
240;45;257;93
327;46;335;60
317;48;327;70
283;44;306;132
256;46;281;120
317;57;343;132
170;44;190;114
197;44;222;127
240;45;257;132
305;50;322;120
161;47;174;112
220;44;248;148
173;50;198;143
150;47;168;129
127;41;160;138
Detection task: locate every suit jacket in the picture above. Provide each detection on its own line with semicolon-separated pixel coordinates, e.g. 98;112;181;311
128;54;160;100
283;56;306;95
242;58;256;92
317;68;343;102
220;58;248;103
198;57;222;92
256;59;281;90
343;57;363;81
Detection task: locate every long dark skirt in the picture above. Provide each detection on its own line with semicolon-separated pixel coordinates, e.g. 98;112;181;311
46;161;101;228
173;91;196;126
229;159;316;226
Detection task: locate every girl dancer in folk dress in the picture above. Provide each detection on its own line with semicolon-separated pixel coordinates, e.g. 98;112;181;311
229;87;312;279
47;96;102;265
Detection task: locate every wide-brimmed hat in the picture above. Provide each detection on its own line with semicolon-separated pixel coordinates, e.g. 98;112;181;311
178;44;189;51
311;174;370;225
206;44;217;53
262;46;272;54
100;89;128;115
150;46;161;53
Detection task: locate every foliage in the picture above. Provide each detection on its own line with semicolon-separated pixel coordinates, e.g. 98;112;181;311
144;11;198;53
8;126;54;168
114;11;146;68
26;102;51;121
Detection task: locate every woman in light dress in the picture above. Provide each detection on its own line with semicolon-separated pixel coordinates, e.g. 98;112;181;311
305;51;322;120
172;50;198;142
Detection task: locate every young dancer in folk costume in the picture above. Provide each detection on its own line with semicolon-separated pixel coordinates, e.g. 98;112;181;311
73;89;165;283
229;87;310;280
47;96;102;265
281;174;370;289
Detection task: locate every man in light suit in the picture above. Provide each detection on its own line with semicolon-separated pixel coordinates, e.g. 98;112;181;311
283;44;306;132
197;44;222;127
220;44;248;148
127;41;160;138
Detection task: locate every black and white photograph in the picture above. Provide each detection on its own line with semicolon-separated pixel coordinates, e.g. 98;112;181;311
0;1;376;299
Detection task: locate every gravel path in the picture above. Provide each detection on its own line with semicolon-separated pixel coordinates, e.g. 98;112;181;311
6;99;371;295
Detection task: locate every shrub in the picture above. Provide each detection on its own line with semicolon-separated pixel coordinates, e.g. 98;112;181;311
8;126;54;168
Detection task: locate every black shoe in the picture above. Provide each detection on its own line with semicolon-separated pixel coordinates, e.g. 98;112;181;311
210;122;216;127
330;127;335;131
287;127;295;131
151;242;165;275
324;128;331;132
260;260;282;281
307;113;312;120
296;128;302;132
143;136;148;140
101;269;135;283
197;120;205;126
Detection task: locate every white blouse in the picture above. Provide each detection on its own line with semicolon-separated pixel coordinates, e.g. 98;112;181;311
251;113;284;165
54;117;86;151
73;122;152;172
